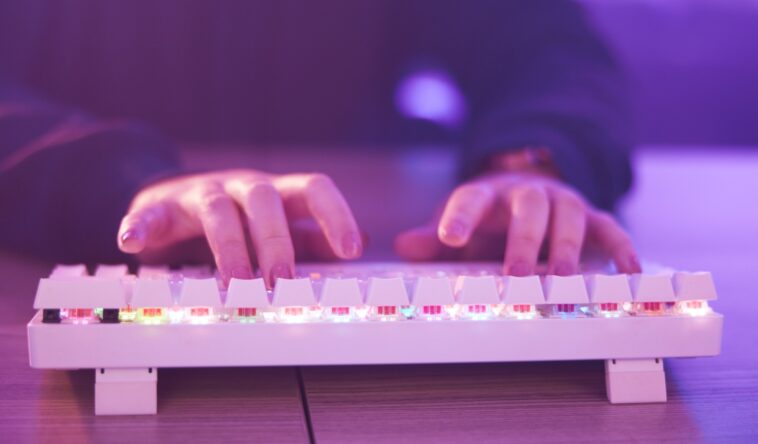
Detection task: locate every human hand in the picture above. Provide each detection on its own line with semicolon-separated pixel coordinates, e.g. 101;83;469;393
117;170;363;287
395;170;640;275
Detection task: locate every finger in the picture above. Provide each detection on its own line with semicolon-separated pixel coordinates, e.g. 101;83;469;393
547;190;587;275
229;181;295;288
301;174;363;259
394;226;443;261
503;184;550;276
118;202;173;254
192;184;253;285
586;210;641;273
437;182;495;247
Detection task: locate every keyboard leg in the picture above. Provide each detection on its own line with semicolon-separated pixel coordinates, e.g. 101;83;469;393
605;358;667;404
95;368;157;415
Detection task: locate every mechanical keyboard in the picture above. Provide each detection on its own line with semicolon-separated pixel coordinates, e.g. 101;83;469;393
27;262;723;415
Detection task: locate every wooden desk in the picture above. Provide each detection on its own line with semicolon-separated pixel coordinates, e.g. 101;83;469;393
298;149;758;443
0;254;311;444
2;148;757;443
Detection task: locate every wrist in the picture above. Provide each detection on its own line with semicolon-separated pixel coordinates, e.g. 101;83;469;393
484;147;561;179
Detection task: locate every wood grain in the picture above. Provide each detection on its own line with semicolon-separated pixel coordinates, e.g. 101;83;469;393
0;253;310;444
301;256;758;443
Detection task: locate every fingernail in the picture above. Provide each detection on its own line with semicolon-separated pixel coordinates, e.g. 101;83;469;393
269;263;292;286
506;262;531;277
341;232;363;259
551;261;575;276
119;229;144;250
441;220;468;244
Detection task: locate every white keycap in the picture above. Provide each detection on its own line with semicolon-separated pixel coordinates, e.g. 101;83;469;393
585;274;632;303
455;276;500;305
412;277;455;306
180;266;213;279
131;279;173;308
673;271;717;301
272;278;317;307
542;275;590;304
629;274;676;302
365;277;410;306
94;264;129;278
50;264;88;277
502;276;545;305
225;278;269;308
179;278;222;307
138;266;171;278
320;278;363;307
34;277;126;309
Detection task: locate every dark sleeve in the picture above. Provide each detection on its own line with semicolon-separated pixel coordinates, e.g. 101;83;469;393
0;79;182;263
455;0;633;211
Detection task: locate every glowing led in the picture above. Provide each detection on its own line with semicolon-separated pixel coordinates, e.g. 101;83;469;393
635;302;665;315
137;307;166;324
354;305;370;320
594;302;622;318
185;306;214;324
505;304;537;320
278;306;313;323
677;300;711;317
119;307;137;322
462;304;493;320
371;305;401;321
62;308;97;324
400;305;416;319
418;305;446;321
324;306;354;322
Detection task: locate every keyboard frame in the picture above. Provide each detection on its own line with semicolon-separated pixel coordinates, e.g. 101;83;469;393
26;262;725;414
28;311;722;369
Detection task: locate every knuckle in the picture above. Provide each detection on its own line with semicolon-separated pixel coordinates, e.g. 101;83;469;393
594;211;616;227
241;180;278;200
305;173;336;191
511;184;549;207
557;191;586;213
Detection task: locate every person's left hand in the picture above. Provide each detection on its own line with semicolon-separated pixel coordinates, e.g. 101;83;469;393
394;170;641;275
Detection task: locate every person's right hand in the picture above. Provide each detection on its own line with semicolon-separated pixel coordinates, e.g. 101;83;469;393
117;170;363;287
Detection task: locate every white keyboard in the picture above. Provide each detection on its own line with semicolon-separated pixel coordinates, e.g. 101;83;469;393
27;262;723;415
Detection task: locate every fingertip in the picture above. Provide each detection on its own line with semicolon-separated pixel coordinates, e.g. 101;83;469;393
220;264;254;288
617;253;642;274
548;261;577;276
340;232;363;259
437;219;469;247
394;228;440;261
118;228;146;254
504;260;533;277
266;262;294;290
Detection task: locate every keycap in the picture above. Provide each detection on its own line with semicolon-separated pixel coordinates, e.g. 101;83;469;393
542;275;590;304
501;276;545;305
455;276;500;305
411;277;455;306
585;274;632;303
179;278;222;307
365;277;410;306
225;278;269;308
629;274;676;302
320;278;363;307
672;272;717;301
272;278;317;307
131;279;173;308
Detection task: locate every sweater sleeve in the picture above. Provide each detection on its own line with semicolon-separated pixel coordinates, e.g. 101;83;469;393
457;0;634;211
0;80;182;262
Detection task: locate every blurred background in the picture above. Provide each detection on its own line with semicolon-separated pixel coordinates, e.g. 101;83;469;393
0;0;756;268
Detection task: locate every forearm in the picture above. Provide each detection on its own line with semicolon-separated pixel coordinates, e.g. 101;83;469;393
460;0;633;211
0;82;182;262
